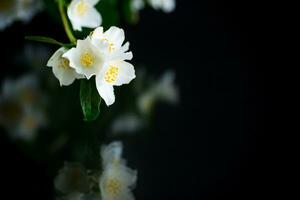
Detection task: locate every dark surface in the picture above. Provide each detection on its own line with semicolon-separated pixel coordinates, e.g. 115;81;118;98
0;0;272;199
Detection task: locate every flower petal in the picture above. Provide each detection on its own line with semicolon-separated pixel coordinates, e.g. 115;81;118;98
114;61;136;86
96;78;115;106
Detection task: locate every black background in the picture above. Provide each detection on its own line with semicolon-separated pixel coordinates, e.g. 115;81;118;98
0;0;274;199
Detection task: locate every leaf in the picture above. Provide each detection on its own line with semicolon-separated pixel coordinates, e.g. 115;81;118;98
80;79;101;121
25;36;74;48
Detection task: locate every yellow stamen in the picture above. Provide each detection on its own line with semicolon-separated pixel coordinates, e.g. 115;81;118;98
104;65;119;83
80;52;94;68
75;0;88;16
101;38;115;53
59;58;70;69
105;178;122;196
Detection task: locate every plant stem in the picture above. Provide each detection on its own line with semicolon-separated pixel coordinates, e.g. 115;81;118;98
57;0;76;44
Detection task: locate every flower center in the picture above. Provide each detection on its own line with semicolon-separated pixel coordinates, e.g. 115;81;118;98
75;0;88;16
80;52;94;68
59;58;70;69
101;38;115;53
104;65;119;83
105;178;122;196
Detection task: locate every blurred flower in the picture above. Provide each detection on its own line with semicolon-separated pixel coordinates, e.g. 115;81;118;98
138;70;179;115
148;0;176;13
100;141;137;200
0;74;47;141
54;162;90;194
0;0;42;30
131;0;145;13
67;0;102;31
47;47;84;86
0;0;18;30
63;37;104;79
111;113;144;135
101;141;123;167
16;0;43;22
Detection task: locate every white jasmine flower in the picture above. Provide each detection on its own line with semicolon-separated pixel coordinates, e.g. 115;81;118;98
111;113;144;135
54;162;90;194
100;141;137;200
90;26;135;106
63;38;105;79
100;164;137;200
95;60;135;106
47;47;84;86
16;0;43;22
148;0;176;13
91;26;127;55
0;0;18;30
131;0;145;12
67;0;102;31
138;70;179;114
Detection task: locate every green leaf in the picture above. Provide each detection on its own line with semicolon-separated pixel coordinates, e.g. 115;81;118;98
25;36;74;48
80;79;101;121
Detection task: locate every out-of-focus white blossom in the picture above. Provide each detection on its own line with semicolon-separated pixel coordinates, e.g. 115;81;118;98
100;141;137;200
47;47;84;86
131;0;145;12
0;0;42;30
67;0;102;31
148;0;176;13
54;162;90;194
0;74;47;141
16;0;43;22
111;113;144;135
0;0;18;30
101;141;124;167
138;70;179;114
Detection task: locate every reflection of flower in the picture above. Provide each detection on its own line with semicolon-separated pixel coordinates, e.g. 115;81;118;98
0;0;43;30
138;70;179;115
54;162;90;194
100;141;137;200
111;113;144;135
47;47;84;86
0;74;47;141
148;0;176;13
67;0;102;31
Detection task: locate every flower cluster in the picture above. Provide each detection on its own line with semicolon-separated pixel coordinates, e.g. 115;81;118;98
0;0;43;30
54;142;137;200
47;26;136;106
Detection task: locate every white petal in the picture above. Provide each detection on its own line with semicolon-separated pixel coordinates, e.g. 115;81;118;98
63;39;104;80
86;0;100;6
105;26;125;49
101;141;123;167
96;78;115;106
114;61;136;86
